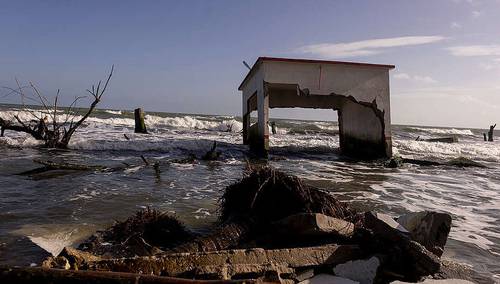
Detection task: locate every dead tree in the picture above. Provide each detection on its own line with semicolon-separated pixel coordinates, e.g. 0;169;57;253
488;124;496;142
0;66;113;148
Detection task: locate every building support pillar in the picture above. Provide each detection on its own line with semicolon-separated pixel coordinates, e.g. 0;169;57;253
255;82;269;156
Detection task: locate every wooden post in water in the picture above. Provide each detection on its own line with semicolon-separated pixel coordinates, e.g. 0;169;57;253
134;108;148;134
488;124;496;142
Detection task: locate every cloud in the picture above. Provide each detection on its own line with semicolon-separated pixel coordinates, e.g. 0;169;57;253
472;10;482;18
394;73;411;79
393;73;437;83
447;45;500;56
450;22;462;29
296;36;445;58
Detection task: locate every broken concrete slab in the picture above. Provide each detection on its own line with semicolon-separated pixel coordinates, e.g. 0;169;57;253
191;263;294;281
333;256;380;284
299;273;359;284
83;244;362;277
295;269;315;282
397;211;451;257
364;212;409;242
274;213;355;237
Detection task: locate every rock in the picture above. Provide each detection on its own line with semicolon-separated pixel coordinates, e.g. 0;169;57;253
299;274;359;284
391;279;474;284
385;156;403;168
41;256;70;270
274;213;355;237
333;256;380;284
364;212;410;242
402;240;441;277
397;211;451;257
58;247;101;270
364;212;441;279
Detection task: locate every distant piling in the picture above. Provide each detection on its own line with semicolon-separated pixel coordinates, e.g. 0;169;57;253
134;108;148;134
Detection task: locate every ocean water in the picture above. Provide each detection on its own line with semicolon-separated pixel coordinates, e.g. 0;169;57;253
0;104;499;281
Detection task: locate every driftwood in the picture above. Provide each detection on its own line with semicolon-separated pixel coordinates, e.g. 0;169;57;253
386;157;487;168
488;124;496;142
17;159;107;177
416;136;458;143
0;66;113;148
0;266;244;284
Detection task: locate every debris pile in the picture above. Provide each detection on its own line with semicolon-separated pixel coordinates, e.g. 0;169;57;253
4;167;482;283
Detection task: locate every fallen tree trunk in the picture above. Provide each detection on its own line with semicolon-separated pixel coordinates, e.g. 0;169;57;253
17;159;107;176
0;266;245;284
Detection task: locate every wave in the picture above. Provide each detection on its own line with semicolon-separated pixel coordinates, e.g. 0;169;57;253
408;127;474;136
144;115;243;132
394;139;500;162
0;110;244;133
103;110;122;115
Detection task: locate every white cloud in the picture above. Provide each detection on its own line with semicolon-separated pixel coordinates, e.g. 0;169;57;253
472;10;482;18
494;58;500;62
394;73;411;79
296;36;445;58
413;75;437;84
393;73;437;83
450;22;462;29
447;45;500;56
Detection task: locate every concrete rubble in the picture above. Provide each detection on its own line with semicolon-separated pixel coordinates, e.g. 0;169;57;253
273;213;355;237
333;256;380;284
3;167;489;283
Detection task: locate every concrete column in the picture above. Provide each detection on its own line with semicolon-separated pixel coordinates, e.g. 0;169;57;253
242;112;250;145
257;83;269;155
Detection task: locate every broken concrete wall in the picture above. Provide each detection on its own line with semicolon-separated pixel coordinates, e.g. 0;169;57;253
339;98;386;158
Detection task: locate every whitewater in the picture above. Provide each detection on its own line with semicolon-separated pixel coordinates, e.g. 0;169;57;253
0;104;499;281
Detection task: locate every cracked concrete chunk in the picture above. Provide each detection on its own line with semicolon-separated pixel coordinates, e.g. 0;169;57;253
274;213;355;237
86;244;362;277
364;212;409;242
333;256;380;284
397;211;451;257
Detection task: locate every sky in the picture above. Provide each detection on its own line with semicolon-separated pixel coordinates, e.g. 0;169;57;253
0;0;499;128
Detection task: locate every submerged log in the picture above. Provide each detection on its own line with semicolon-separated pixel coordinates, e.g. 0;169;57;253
134;108;148;134
17;159;107;177
417;136;458;143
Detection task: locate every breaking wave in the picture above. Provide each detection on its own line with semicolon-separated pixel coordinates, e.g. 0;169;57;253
103;110;122;115
408;127;474;136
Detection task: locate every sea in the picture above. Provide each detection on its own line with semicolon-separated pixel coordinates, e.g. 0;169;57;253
0;103;499;282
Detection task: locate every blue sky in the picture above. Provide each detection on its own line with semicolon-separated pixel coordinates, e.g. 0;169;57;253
1;0;499;128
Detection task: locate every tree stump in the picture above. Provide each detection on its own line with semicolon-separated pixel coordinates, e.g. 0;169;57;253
134;108;148;134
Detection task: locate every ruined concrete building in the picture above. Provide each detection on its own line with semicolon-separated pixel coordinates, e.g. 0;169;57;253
238;57;395;158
